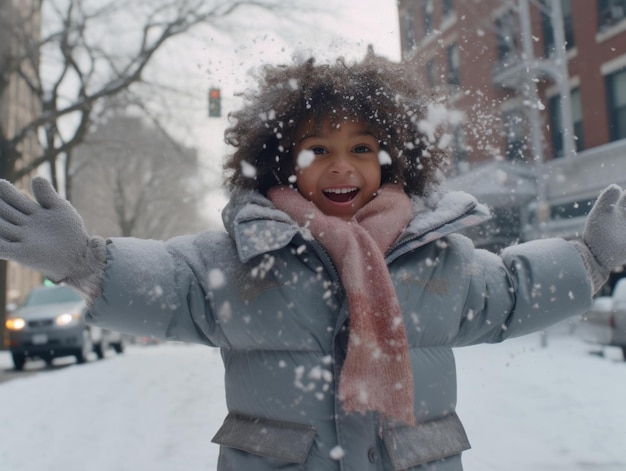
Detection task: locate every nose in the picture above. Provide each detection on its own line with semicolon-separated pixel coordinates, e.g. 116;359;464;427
329;153;354;175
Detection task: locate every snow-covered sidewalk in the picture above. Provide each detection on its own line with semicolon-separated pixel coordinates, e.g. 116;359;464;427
0;331;624;471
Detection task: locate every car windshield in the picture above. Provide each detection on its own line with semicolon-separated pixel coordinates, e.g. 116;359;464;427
22;286;82;306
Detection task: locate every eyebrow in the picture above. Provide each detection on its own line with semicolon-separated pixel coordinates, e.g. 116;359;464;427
297;129;378;142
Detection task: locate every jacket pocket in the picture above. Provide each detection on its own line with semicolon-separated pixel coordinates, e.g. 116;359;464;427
212;412;317;464
382;412;471;471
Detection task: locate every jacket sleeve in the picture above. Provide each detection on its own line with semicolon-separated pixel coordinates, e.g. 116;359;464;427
86;232;231;347
453;237;594;346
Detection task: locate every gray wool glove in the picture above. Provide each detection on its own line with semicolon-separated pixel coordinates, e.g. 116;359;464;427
0;176;106;301
583;184;626;272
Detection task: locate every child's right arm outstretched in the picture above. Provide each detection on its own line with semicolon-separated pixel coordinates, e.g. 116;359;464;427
0;177;218;346
0;177;107;303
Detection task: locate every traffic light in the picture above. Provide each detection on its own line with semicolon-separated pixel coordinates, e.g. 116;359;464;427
208;88;221;118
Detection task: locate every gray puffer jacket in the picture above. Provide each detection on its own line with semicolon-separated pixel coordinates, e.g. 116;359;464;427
88;188;593;471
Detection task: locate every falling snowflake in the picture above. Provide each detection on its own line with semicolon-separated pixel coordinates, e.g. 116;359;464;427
208;269;226;289
297;149;315;168
378;150;392;165
330;446;345;460
241;161;257;178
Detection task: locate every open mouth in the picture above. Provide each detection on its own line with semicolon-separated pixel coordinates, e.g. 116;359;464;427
323;187;359;203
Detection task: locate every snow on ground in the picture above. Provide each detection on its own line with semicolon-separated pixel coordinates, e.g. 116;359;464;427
457;331;626;471
0;344;227;471
0;328;624;471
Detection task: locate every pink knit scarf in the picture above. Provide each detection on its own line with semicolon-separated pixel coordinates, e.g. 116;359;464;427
268;184;416;425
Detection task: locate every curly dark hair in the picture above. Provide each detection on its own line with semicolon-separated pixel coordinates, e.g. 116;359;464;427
223;48;449;197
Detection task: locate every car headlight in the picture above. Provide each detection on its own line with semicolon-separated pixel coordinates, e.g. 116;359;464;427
5;318;26;331
55;312;81;326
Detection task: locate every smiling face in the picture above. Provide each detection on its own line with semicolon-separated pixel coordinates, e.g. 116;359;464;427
293;117;382;220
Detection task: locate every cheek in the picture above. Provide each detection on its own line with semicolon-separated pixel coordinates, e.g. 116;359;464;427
295;168;316;193
368;164;383;186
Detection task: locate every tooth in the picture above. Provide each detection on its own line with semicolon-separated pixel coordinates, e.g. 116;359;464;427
325;188;356;194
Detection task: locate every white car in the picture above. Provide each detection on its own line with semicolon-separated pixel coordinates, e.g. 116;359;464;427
579;278;626;360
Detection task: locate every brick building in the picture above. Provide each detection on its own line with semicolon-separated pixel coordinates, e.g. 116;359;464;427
0;0;43;311
398;0;626;251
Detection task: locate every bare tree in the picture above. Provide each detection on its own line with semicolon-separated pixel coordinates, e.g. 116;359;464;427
71;114;211;240
0;0;307;189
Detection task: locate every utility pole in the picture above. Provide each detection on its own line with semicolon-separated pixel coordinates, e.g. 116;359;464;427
519;0;545;171
518;0;576;236
549;0;576;159
522;0;575;158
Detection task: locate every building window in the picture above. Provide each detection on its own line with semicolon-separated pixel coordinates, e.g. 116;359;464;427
452;125;468;173
541;0;575;57
598;0;626;30
443;0;454;18
446;43;460;86
571;89;584;151
495;10;519;63
550;197;596;220
606;67;626;141
401;3;417;57
548;88;584;157
426;58;437;87
423;0;434;37
492;207;522;240
503;110;527;161
548;94;560;155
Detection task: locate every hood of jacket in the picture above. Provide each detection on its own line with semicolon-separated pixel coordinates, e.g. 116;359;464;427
221;186;491;263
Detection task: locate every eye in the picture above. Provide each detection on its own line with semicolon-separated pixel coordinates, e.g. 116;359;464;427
353;144;373;154
310;146;327;155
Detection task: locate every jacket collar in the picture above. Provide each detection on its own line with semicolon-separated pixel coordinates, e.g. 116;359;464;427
222;187;491;263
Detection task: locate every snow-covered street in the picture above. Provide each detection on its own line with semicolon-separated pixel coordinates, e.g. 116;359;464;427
0;327;624;471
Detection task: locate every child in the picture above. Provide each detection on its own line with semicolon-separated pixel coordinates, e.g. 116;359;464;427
1;50;625;471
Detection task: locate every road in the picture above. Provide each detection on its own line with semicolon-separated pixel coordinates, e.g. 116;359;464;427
0;367;34;384
0;352;83;384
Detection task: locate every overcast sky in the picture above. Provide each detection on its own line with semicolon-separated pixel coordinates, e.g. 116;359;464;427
185;0;402;95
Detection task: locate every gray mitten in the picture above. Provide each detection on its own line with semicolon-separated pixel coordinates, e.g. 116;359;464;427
583;184;626;271
0;177;106;300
